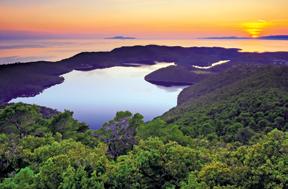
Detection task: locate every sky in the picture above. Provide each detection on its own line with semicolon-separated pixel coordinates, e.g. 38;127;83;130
0;0;287;39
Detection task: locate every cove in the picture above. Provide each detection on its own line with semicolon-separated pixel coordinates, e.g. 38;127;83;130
10;63;187;129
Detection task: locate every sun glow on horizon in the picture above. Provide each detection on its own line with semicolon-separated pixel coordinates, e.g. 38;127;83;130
0;0;287;38
243;20;269;38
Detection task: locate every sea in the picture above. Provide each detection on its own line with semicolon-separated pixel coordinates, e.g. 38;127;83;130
3;38;288;129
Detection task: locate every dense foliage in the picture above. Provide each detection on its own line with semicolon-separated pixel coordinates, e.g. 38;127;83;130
0;64;288;188
163;65;288;143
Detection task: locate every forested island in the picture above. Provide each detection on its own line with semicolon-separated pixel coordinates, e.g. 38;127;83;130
1;45;288;104
0;60;288;188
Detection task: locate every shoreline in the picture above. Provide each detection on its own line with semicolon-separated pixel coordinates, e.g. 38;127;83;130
1;45;288;104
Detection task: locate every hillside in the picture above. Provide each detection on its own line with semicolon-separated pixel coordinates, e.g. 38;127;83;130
0;63;287;188
161;64;288;142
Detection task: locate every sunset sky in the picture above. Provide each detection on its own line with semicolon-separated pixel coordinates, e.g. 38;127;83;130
0;0;288;39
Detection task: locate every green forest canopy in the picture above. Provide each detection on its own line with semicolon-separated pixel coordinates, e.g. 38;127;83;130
0;64;287;189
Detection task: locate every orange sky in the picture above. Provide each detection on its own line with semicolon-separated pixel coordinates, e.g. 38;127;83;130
0;0;287;38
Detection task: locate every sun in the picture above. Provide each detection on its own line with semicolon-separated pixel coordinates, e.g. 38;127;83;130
243;20;268;38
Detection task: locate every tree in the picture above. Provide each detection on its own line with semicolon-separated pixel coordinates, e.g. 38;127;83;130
96;111;144;158
0;103;44;138
108;138;207;188
0;167;37;189
137;118;192;145
199;162;234;187
48;111;88;139
180;172;207;189
235;127;255;144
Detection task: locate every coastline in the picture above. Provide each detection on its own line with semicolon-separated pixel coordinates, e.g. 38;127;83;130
1;45;288;104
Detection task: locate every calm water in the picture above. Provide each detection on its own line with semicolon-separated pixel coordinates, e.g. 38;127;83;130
4;38;288;129
10;63;186;129
1;39;288;65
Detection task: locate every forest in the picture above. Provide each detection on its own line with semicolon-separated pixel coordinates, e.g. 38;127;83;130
0;64;287;189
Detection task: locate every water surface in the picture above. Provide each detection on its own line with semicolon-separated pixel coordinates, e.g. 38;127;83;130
11;63;186;129
1;39;288;65
4;38;288;129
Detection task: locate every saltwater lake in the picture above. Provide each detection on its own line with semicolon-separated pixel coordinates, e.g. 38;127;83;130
10;62;186;129
4;38;288;129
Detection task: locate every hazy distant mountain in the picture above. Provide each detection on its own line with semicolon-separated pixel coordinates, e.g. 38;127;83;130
259;35;288;40
105;35;136;40
203;35;288;40
202;36;249;39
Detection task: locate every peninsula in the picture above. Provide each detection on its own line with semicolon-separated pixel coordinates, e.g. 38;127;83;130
1;45;288;104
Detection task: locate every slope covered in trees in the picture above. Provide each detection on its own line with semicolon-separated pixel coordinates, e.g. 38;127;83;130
0;64;288;188
161;64;288;143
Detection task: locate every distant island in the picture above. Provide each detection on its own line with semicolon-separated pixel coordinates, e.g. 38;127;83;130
105;35;136;40
259;35;288;40
202;36;249;40
203;35;288;40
